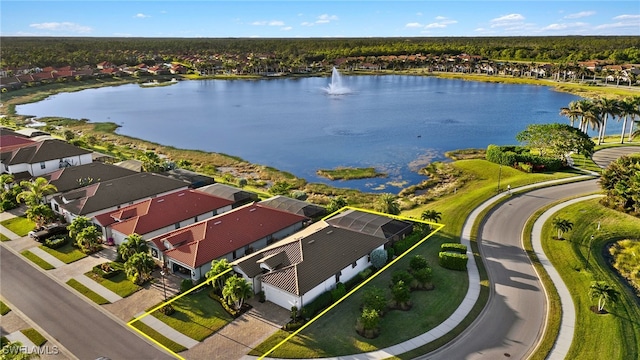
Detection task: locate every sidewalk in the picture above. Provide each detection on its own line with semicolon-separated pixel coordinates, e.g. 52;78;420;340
134;311;199;349
73;275;123;303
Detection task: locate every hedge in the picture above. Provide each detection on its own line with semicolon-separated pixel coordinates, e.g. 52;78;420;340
440;243;467;254
303;291;333;319
344;267;374;292
438;252;468;271
486;144;564;171
44;235;68;249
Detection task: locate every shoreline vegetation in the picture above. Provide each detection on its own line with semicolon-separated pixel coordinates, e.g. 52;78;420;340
316;167;387;181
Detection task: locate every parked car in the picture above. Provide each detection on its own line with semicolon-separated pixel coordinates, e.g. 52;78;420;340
28;223;68;242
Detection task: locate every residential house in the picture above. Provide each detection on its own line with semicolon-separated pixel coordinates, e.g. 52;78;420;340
197;183;259;208
148;202;308;281
162;168;215;188
1;139;93;178
259;195;327;219
325;209;414;243
50;172;189;225
94;189;234;245
233;222;388;310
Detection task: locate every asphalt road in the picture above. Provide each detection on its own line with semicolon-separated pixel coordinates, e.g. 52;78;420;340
422;179;600;360
0;247;174;360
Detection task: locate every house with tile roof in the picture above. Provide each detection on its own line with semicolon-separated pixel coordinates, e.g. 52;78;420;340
259;195;327;219
94;189;234;246
325;209;414;242
147;202;308;281
197;183;259;208
233;222;388;310
1;139;93;178
50;172;189;225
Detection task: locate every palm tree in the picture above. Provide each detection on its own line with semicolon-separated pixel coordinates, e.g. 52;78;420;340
124;252;156;285
588;281;620;313
375;193;400;215
626;96;640;141
595;98;621;145
67;216;93;239
551;217;573;239
25;204;55;228
118;233;149;262
559;101;581;128
0;174;15;189
75;225;102;253
420;209;442;223
16;177;57;206
206;259;232;294
1;340;40;360
574;99;601;134
616;97;639;144
222;275;253;310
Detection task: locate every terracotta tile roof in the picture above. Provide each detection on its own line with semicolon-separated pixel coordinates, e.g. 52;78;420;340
0;135;35;150
95;189;234;236
152;203;307;268
1;139;91;165
54;172;189;216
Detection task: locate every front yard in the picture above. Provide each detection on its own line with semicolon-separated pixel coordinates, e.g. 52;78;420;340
85;262;141;298
38;241;87;264
0;216;35;237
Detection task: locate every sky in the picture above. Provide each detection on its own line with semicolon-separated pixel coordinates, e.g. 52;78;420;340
1;1;639;38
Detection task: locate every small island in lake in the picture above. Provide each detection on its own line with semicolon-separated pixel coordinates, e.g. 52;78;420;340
316;167;387;181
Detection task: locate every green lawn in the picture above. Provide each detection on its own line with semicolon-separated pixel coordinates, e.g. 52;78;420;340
85;263;140;298
151;289;233;342
21;328;47;346
129;321;187;354
316;167;386;181
39;242;87;264
21;250;55;270
252;232;468;357
0;233;10;242
0;300;10;315
542;199;640;360
66;278;110;305
0;217;35;237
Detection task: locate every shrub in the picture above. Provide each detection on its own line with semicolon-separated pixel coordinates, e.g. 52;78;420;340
209;291;241;317
485;144;564;171
304;291;333;317
180;279;194;293
386;247;395;261
391;270;414;288
441;243;467;254
409;255;429;272
438;252;468;271
331;282;347;302
92;263;121;279
44;235;68;249
361;286;387;315
370;248;388;270
413;267;433;286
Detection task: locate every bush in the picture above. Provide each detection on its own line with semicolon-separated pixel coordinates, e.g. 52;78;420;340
438;252;468;271
180;279;194;293
441;243;467;254
44;235;68;249
361;286;387;315
391;270;414;288
209;291;241;317
370;248;388;270
344;266;374;291
485;144;564;171
304;291;333;318
92;263;121;279
331;282;347;302
409;255;429;271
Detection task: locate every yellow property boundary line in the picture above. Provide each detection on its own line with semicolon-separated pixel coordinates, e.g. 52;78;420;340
126;206;444;360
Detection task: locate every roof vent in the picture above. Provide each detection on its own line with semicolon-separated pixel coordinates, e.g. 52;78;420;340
214;220;222;225
178;193;185;196
157;199;165;202
308;239;315;244
326;230;333;234
250;208;257;212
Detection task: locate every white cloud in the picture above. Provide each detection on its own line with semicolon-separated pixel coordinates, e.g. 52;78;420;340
269;20;284;26
423;16;457;29
425;23;446;29
542;22;588;31
416;12;423;16
491;13;525;23
564;11;595;19
29;22;92;34
435;16;447;21
252;21;267;26
281;26;293;31
316;14;338;24
134;13;150;18
405;22;423;28
301;21;314;27
613;14;640;20
252;20;284;26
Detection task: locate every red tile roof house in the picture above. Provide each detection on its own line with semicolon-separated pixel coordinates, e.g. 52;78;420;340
232;209;413;310
50;172;190;227
0;139;93;178
94;189;234;246
148;203;308;281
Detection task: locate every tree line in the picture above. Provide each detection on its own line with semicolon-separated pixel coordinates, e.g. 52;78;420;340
1;36;639;69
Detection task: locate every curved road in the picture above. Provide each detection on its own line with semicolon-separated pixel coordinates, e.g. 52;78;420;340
422;146;639;360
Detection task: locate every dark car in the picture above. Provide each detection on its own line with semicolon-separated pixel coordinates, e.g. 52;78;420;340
29;223;68;242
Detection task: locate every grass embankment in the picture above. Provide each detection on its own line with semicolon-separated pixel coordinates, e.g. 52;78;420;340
85;262;140;298
21;328;47;347
0;233;10;242
253;230;467;357
129;321;187;354
609;240;640;295
316;167;387;181
0;300;11;315
0;217;35;237
39;242;87;264
66;278;110;305
150;290;233;342
541;199;640;359
20;250;55;270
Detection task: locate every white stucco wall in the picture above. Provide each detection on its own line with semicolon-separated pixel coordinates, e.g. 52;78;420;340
263;283;301;310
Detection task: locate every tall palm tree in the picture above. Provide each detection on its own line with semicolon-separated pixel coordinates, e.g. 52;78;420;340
67;216;93;239
75;226;102;254
16;177;57;206
574;99;601;134
25;203;55;228
626;96;640;141
0;174;15;189
375;193;400;215
124;252;156;285
118;233;149;262
206;259;232;294
559;101;581;128
596;98;621;145
222;275;253;310
588;281;620;313
617;97;639;144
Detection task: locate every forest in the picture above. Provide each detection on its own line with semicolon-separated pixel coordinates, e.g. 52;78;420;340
1;36;639;68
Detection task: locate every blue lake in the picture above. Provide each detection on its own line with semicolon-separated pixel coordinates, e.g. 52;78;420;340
17;75;610;192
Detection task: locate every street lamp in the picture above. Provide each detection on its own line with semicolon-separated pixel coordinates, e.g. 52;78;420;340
160;267;168;301
586;234;594;269
497;165;502;192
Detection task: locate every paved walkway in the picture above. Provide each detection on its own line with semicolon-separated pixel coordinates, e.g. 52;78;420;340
27;247;66;268
531;194;603;360
5;330;37;350
134;311;200;349
73;274;123;303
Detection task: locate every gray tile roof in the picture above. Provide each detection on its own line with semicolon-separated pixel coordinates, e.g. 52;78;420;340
54;172;189;216
44;163;137;194
260;195;327;218
326;209;413;239
198;183;258;204
3;139;91;165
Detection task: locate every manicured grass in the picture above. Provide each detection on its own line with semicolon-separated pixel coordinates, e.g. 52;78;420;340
0;300;10;315
252;231;468;357
609;239;640;295
130;321;187;354
151;289;233;342
0;233;10;242
85;263;140;298
541;199;640;360
0;217;35;237
38;242;87;264
66;279;110;305
21;328;47;346
21;250;55;270
316;167;386;181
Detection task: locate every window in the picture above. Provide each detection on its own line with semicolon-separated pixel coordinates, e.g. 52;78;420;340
174;223;180;230
352;261;357;269
151;248;159;259
335;271;342;282
53;204;59;212
40;162;46;169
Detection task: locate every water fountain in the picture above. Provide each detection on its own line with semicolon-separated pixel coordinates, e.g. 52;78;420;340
324;67;351;95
